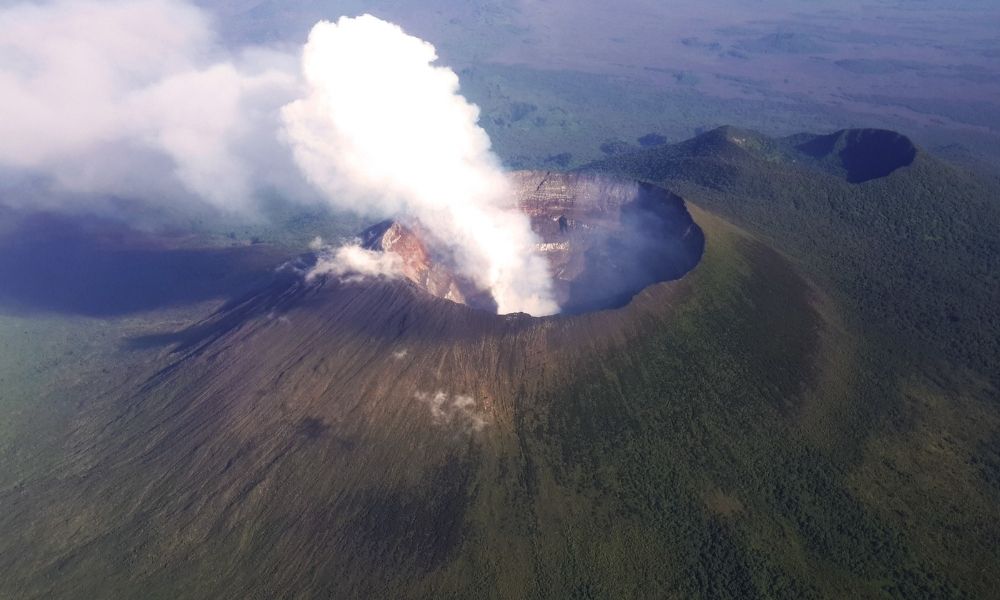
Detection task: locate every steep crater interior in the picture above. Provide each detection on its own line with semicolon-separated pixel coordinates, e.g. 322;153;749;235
360;171;705;315
795;128;917;183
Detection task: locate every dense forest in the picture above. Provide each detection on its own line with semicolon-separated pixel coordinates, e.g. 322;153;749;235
2;128;998;599
587;127;1000;382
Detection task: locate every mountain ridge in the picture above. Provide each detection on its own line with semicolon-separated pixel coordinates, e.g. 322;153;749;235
585;125;1000;380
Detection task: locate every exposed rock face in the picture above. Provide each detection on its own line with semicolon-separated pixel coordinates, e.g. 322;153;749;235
359;220;498;312
514;171;705;314
360;170;705;315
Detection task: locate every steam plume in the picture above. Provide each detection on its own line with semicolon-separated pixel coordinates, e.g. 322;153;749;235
281;15;558;316
0;3;558;315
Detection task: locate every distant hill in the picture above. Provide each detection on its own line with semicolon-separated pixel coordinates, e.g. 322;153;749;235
586;126;1000;380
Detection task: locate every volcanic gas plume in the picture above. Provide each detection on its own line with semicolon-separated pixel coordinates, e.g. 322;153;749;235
281;16;558;316
0;2;559;316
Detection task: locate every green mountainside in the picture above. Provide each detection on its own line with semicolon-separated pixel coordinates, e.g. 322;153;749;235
588;127;1000;380
0;128;998;599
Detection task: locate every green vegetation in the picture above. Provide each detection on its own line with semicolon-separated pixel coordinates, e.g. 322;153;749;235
579;129;1000;596
427;205;991;598
1;128;998;598
589;127;1000;379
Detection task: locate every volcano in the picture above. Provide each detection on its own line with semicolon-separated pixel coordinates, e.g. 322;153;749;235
356;171;705;315
3;128;999;599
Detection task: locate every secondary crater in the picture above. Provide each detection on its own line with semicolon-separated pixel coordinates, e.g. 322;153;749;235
795;128;917;183
359;171;705;315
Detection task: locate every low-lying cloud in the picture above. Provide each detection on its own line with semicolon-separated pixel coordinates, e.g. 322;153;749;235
0;1;558;315
0;0;299;213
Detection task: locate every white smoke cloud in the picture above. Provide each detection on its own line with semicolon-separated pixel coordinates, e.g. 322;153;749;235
308;242;404;283
0;0;299;213
281;15;558;316
0;3;559;315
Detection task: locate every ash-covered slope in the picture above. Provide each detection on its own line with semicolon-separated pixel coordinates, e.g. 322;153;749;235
2;201;833;599
0;219;702;596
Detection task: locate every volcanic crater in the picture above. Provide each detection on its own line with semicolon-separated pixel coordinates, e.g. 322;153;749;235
359;171;705;316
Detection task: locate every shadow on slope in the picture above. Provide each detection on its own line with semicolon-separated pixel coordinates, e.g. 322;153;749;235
0;212;286;317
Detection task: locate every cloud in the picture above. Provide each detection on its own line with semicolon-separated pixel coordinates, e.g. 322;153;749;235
414;390;488;432
281;15;558;316
0;4;559;315
308;242;404;282
0;0;299;214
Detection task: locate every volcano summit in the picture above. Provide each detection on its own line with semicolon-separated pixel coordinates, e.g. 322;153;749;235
344;171;705;315
3;126;1000;600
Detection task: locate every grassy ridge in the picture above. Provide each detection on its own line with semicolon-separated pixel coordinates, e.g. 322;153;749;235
586;127;1000;381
